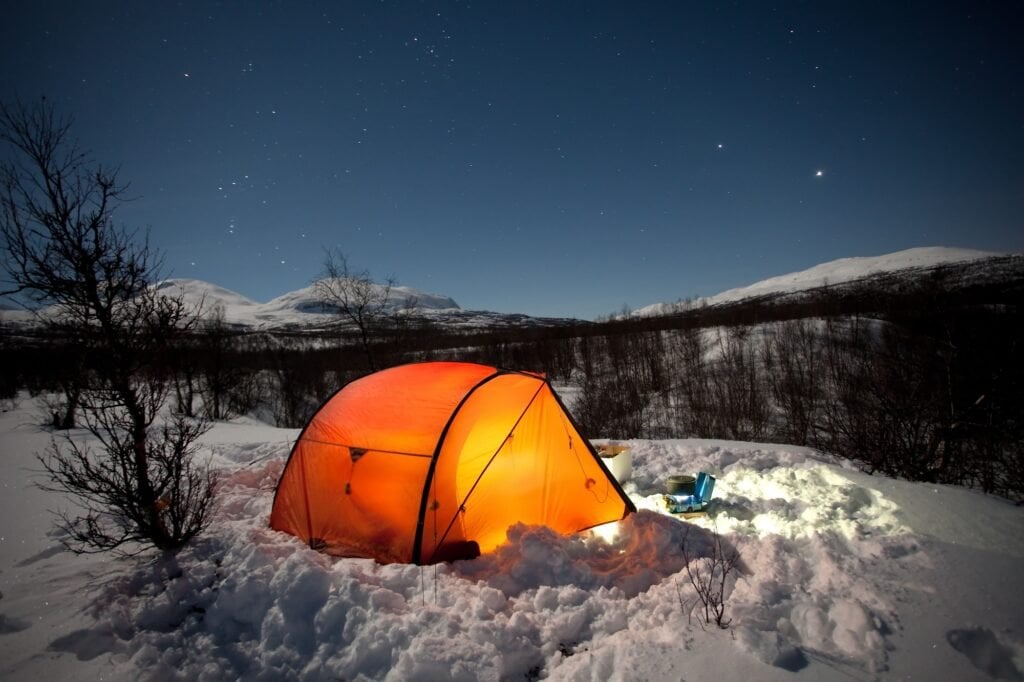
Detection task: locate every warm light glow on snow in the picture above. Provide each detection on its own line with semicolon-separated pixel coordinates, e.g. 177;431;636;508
590;520;622;543
633;462;907;542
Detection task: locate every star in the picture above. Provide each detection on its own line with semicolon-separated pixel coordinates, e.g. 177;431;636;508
815;169;824;177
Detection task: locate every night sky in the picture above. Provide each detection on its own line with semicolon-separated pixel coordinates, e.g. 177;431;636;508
3;2;1021;319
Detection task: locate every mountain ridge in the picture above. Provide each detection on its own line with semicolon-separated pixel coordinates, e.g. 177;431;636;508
3;246;1019;331
634;246;1011;317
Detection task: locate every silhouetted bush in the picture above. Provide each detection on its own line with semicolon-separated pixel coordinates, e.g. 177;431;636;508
763;319;823;447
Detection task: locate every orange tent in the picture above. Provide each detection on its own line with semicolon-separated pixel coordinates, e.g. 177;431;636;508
269;361;635;564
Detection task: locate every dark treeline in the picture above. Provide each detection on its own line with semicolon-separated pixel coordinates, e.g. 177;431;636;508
3;265;1022;500
566;302;1023;501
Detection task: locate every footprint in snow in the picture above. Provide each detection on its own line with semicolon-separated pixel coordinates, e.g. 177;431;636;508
947;627;1023;680
0;613;31;634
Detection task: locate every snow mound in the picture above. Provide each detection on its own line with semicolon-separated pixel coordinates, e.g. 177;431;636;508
33;441;916;678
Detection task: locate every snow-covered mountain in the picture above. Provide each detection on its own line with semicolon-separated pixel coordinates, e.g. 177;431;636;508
156;278;464;330
153;278;261;315
3;246;1018;332
0;275;582;332
262;283;457;316
157;246;1023;329
635;246;1011;317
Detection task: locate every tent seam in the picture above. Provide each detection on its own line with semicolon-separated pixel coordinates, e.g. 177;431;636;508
546;379;638;516
411;368;504;564
297;438;432;458
433;379;547;552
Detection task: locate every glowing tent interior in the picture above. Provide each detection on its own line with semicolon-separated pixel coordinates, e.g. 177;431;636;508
269;361;635;564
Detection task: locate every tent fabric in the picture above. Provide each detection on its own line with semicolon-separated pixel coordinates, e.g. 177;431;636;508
269;361;635;564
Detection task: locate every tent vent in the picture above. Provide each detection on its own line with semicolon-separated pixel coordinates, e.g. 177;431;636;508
350;447;366;463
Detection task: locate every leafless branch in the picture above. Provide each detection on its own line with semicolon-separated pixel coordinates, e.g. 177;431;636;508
3;97;215;553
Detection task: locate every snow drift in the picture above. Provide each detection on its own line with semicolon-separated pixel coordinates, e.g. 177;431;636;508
1;401;1022;681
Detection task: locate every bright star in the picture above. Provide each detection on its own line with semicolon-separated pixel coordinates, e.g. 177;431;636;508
815;169;824;177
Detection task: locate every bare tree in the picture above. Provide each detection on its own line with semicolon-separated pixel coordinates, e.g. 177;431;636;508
0;98;215;553
313;247;395;371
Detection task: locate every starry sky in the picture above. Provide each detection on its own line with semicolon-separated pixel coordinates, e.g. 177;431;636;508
2;1;1022;319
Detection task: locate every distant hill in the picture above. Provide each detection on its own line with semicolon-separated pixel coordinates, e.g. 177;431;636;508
155;278;461;330
635;247;1013;317
153;279;579;331
4;247;1020;334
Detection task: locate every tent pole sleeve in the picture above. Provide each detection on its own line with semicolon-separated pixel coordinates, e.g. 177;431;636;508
411;370;503;564
433;381;545;551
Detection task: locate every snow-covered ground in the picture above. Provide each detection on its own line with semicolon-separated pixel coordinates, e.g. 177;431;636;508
1;396;1022;681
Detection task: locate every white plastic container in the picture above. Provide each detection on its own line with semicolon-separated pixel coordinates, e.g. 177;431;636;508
597;444;632;484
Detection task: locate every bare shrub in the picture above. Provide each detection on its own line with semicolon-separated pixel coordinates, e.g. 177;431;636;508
681;522;742;628
264;342;333;428
574;333;655;438
764;319;823;446
1;98;215;553
42;413;216;553
709;326;769;440
667;326;715;436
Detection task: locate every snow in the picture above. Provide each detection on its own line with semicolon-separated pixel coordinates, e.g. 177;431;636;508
1;399;1023;680
149;279;586;330
157;278;460;329
155;278;262;314
6;246;1008;330
636;246;1006;316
